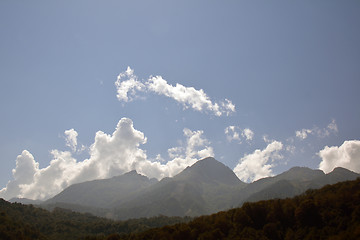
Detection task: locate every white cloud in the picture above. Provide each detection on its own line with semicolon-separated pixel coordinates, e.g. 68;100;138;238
64;129;78;152
295;119;338;140
115;67;235;116
225;126;254;143
115;66;145;102
233;141;283;182
0;118;213;200
242;128;254;141
225;126;241;142
318;140;360;174
295;128;313;140
0;150;38;200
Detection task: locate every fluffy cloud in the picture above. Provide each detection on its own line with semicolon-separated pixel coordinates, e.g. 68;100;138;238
233;141;283;182
295;128;313;140
318;140;360;174
0;118;213;200
242;128;254;141
0;150;38;200
115;67;145;102
115;67;235;116
225;126;254;143
295;119;338;140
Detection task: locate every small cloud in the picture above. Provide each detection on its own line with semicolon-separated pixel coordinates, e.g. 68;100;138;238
225;126;241;143
64;129;78;152
115;67;145;102
295;128;313;140
285;145;296;154
242;128;254;141
318;140;360;173
233;141;283;182
225;126;254;144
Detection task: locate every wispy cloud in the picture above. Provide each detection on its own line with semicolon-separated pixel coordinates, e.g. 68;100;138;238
0;118;213;200
295;119;338;140
115;67;235;116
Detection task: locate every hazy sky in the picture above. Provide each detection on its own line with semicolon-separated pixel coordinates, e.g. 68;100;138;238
1;1;360;200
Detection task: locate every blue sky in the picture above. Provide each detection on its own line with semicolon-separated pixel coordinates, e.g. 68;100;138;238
0;1;360;200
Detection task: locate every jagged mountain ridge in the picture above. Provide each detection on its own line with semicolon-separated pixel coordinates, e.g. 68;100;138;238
41;157;360;220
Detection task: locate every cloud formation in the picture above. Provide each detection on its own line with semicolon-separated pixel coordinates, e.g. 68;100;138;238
64;129;78;152
225;126;254;143
115;67;145;102
295;119;338;140
318;140;360;174
115;67;235;116
233;141;283;182
0;118;213;200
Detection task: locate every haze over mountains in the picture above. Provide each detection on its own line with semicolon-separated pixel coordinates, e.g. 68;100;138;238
11;157;359;220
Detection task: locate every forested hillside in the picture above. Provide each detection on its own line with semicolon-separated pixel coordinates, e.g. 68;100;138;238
94;178;360;240
0;200;190;240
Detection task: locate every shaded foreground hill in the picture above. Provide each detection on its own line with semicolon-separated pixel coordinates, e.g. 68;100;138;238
93;178;360;240
0;199;190;240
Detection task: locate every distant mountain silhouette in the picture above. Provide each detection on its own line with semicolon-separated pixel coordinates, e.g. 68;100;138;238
174;157;245;186
41;157;360;220
45;170;157;209
235;166;325;204
112;157;247;219
240;166;359;204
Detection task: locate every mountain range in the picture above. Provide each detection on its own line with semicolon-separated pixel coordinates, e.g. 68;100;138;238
11;157;359;220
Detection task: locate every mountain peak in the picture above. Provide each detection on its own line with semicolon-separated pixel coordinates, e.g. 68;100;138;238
123;170;139;176
175;157;244;185
331;167;355;174
326;166;359;179
276;166;325;182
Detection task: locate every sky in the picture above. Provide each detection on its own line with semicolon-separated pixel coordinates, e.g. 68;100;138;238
0;0;360;200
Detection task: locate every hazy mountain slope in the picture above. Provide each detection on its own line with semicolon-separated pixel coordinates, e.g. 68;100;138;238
9;197;43;205
233;167;324;205
308;167;360;188
113;157;247;219
45;170;157;209
241;167;360;204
